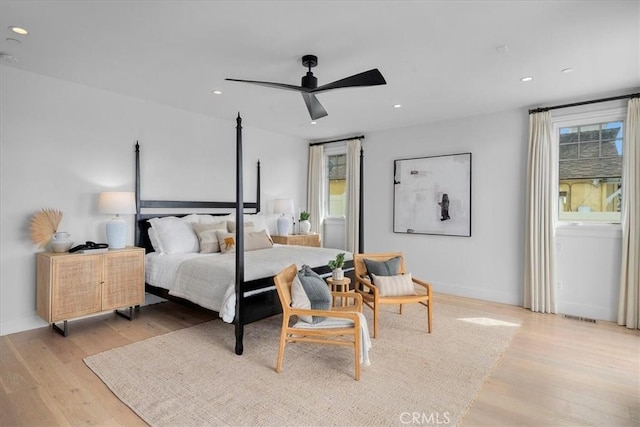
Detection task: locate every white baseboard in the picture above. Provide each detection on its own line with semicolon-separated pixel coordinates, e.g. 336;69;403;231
1;314;48;336
1;293;168;337
433;281;521;307
557;301;617;322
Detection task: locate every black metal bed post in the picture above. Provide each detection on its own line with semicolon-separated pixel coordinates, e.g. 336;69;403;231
256;160;261;213
134;141;141;247
234;114;245;355
358;146;364;253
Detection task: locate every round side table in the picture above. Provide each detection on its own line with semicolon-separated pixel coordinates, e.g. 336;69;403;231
325;277;351;307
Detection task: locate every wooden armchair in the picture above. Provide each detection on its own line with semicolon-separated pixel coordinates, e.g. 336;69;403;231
353;253;433;338
273;264;365;380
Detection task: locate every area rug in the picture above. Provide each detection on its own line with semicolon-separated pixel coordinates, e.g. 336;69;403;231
84;303;520;426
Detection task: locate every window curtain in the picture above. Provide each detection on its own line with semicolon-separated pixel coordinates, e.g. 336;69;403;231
307;145;325;235
524;111;557;313
618;97;640;329
345;138;361;253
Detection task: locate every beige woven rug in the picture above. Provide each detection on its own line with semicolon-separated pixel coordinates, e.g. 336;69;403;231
85;303;520;426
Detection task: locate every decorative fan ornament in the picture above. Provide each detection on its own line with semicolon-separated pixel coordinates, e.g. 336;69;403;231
29;208;63;248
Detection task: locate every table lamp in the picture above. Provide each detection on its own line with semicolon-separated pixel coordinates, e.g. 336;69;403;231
273;198;294;236
98;191;136;249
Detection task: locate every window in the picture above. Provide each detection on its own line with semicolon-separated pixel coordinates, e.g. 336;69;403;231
327;153;346;216
555;110;624;223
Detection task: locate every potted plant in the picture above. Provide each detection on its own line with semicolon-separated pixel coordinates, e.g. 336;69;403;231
328;252;346;280
298;211;311;234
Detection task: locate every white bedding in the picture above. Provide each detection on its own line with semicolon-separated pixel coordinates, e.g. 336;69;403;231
145;244;352;323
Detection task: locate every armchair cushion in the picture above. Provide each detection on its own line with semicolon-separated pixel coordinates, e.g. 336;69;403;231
293;265;332;323
371;273;417;297
364;256;401;277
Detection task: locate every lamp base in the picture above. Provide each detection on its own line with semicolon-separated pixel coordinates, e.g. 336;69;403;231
106;216;127;249
276;214;290;236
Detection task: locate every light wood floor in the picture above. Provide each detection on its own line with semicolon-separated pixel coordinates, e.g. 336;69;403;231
1;293;638;426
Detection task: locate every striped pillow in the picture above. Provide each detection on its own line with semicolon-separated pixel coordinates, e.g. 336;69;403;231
371;273;417;297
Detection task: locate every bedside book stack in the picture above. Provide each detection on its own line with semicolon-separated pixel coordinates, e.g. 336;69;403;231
78;248;109;254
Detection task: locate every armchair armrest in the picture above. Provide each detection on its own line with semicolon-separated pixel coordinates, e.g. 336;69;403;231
331;291;362;311
355;276;377;294
288;307;361;323
411;277;433;296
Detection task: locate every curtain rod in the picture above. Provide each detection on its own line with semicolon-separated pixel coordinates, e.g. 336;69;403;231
529;92;639;115
309;135;365;146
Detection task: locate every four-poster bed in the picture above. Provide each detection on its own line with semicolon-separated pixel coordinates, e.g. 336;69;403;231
134;115;354;355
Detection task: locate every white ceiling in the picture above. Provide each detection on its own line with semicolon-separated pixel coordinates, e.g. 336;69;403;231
1;1;638;141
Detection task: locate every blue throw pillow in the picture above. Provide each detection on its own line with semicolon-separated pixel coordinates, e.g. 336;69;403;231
297;265;332;323
364;256;401;277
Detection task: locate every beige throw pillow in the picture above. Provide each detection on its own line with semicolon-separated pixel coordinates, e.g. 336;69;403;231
215;229;273;254
193;221;227;253
371;273;417;297
227;221;254;233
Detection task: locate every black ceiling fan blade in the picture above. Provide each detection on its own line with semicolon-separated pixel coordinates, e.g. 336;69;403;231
301;93;328;120
312;69;386;93
225;78;303;92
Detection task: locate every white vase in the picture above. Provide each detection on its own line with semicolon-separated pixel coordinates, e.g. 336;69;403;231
332;268;344;280
299;220;311;234
51;232;73;253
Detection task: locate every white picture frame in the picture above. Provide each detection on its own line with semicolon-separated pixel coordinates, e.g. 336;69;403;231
393;153;471;237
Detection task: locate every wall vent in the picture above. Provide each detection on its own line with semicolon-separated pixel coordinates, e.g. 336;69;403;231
562;314;597;323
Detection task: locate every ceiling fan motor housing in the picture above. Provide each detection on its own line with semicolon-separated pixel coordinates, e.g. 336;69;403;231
301;55;318;89
302;72;317;89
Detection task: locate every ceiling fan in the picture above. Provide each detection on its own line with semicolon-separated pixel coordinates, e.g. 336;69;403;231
226;55;386;120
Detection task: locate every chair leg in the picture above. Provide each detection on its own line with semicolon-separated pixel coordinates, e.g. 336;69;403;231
354;325;361;381
373;304;379;338
427;301;433;333
399;304;403;315
276;327;288;373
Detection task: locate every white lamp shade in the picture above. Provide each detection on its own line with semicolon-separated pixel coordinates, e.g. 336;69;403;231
98;192;136;215
99;192;136;249
273;198;294;215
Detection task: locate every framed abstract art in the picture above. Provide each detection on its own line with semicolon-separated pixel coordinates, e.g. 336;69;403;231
393;153;471;237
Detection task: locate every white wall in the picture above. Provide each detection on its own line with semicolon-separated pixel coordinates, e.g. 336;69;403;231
557;226;621;321
0;66;307;335
363;107;625;321
364;109;529;306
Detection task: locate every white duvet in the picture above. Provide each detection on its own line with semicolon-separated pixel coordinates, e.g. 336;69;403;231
146;245;351;323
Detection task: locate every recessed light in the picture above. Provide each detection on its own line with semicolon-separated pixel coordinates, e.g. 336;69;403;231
561;68;574;74
520;76;533;82
310;121;317;125
9;26;28;35
212;90;222;95
393;104;402;108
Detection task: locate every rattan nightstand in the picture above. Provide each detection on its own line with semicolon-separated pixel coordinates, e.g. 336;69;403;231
36;247;145;336
271;234;321;247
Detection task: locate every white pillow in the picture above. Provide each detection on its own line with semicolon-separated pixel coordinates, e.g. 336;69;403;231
291;275;312;323
370;273;417;297
198;214;227;224
148;216;199;254
148;227;163;253
245;213;271;237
